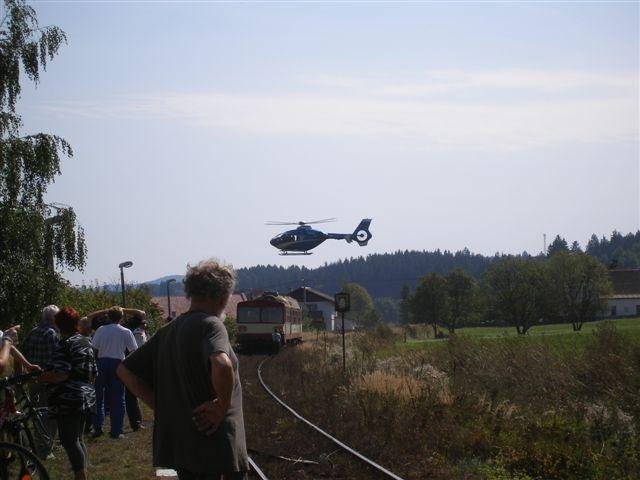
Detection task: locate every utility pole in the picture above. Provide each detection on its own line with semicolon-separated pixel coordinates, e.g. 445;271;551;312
166;278;176;319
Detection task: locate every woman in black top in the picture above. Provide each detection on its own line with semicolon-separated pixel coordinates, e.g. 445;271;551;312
42;307;97;480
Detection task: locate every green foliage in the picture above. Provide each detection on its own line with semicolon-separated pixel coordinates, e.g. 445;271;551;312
445;268;478;333
547;234;569;257
343;282;379;329
56;284;163;334
411;272;449;336
0;0;85;330
547;252;612;331
483;258;548;334
586;230;640;268
373;296;399;323
223;315;237;344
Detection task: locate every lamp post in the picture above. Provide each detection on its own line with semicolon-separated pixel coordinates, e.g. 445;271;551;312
166;278;176;319
118;261;133;307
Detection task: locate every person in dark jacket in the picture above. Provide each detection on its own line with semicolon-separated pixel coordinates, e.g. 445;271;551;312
41;307;96;480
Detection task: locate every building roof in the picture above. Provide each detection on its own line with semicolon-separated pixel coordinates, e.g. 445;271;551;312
287;287;335;304
609;269;640;296
152;293;246;319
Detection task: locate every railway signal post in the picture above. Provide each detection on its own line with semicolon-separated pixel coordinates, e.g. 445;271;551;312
334;292;350;377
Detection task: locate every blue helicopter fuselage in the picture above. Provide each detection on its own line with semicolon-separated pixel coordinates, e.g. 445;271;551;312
270;225;327;252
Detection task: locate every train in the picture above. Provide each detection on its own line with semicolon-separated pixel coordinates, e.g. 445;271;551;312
236;292;303;350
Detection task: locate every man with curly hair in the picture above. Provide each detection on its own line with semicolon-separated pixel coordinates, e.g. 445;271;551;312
118;259;249;480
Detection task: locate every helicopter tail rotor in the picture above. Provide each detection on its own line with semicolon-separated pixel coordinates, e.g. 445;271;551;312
352;219;373;246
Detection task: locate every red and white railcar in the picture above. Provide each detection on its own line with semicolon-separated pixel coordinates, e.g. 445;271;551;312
236;293;302;349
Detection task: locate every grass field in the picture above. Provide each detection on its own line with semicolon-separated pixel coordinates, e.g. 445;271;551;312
46;407;155;480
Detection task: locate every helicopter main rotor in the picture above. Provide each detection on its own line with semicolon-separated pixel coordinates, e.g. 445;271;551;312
265;218;337;226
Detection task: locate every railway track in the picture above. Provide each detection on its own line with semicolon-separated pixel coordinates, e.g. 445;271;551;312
240;352;408;480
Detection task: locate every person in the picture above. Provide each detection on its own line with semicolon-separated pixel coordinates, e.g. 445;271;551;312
129;314;148;348
118;259;249;480
41;307;96;480
123;313;146;431
78;317;94;435
0;325;39;374
21;305;61;456
271;331;281;354
88;306;140;439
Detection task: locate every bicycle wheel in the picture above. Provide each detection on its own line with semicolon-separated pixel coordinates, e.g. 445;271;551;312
0;441;49;480
23;409;52;460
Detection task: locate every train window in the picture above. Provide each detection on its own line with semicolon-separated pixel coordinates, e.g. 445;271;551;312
237;307;260;323
262;307;283;323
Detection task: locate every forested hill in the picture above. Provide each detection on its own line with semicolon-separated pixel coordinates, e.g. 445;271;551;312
143;230;640;299
235;230;640;299
235;249;495;299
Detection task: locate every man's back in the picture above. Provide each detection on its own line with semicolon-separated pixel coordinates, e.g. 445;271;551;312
22;324;59;366
124;311;248;473
92;323;137;360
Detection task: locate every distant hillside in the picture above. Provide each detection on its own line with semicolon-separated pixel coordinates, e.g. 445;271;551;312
141;230;640;299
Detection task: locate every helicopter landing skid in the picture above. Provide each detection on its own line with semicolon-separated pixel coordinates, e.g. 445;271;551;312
279;251;313;256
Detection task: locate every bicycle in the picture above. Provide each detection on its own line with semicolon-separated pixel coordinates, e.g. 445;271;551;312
0;372;53;463
0;441;49;479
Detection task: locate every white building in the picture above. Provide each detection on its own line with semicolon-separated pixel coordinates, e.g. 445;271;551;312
606;269;640;318
288;287;356;331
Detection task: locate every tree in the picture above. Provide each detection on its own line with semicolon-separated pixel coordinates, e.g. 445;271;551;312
57;283;163;333
445;268;477;333
547;235;569;257
547;252;612;331
343;283;377;329
483;258;548;335
410;273;449;337
373;297;399;324
0;0;85;329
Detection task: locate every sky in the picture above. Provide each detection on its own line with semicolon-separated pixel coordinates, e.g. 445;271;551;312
14;1;640;285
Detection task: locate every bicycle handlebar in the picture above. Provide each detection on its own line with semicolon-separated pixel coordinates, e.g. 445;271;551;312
0;370;44;388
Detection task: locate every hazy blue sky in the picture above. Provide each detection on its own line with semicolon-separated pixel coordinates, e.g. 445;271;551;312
16;1;640;284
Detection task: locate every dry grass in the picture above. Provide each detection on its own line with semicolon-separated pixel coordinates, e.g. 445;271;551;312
261;321;640;480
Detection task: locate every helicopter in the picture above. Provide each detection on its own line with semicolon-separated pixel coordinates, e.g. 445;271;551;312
267;218;373;255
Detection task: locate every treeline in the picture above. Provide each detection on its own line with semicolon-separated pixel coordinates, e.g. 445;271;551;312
141;230;639;301
395;251;612;335
233;230;639;299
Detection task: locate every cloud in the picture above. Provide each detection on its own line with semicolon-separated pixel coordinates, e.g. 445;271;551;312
39;68;638;150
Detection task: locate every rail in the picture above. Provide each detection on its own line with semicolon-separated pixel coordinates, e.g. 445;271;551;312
248;456;270;480
257;357;407;480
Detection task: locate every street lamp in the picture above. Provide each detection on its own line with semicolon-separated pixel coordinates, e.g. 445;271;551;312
166;278;176;319
118;261;133;307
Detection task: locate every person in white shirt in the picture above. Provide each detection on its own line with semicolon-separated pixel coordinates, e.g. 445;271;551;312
87;306;141;439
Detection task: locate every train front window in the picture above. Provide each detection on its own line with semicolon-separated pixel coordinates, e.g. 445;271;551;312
238;307;260;323
262;307;283;323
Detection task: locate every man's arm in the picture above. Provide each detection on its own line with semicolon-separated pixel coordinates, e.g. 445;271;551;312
117;363;154;410
86;309;109;320
192;352;234;436
123;308;145;318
